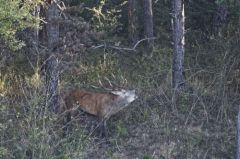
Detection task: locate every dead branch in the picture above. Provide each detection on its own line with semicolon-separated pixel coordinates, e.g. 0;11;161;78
91;37;156;52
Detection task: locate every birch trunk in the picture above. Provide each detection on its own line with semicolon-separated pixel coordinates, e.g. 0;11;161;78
172;0;185;89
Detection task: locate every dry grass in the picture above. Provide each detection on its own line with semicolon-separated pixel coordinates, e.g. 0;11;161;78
0;45;239;159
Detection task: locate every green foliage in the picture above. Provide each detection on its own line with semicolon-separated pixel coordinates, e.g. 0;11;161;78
153;0;172;46
125;48;172;90
1;0;240;158
63;50;131;88
85;0;127;35
0;0;42;50
116;120;128;137
0;86;89;158
0;147;8;158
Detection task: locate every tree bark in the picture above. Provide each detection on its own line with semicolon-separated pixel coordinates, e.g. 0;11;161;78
142;0;154;49
33;5;40;47
45;0;60;113
128;0;139;44
172;0;185;89
213;3;228;36
237;109;240;159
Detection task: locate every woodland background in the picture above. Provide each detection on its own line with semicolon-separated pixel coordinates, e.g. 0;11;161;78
0;0;240;158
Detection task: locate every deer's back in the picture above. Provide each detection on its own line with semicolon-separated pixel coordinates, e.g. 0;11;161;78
64;89;118;117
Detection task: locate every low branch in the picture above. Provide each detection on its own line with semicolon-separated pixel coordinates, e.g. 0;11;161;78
92;37;156;52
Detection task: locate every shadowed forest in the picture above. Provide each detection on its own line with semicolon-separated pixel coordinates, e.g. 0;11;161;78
0;0;240;159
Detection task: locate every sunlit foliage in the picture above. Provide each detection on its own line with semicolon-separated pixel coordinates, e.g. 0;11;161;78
0;0;43;50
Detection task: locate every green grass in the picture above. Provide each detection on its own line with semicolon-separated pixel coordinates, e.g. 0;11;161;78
0;40;239;158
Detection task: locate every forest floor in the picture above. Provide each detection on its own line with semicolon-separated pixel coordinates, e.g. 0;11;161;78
70;86;237;159
1;49;239;159
1;74;238;159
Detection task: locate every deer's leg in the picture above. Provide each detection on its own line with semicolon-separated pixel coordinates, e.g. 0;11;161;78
63;111;72;136
66;111;71;123
103;119;108;138
99;118;108;138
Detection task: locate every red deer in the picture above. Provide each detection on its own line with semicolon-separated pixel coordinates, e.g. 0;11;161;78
63;88;137;137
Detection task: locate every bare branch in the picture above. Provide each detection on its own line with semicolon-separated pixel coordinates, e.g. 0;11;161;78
92;37;156;52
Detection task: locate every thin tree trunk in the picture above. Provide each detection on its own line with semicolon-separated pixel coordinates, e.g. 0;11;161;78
33;5;40;47
128;0;139;44
213;3;228;36
45;0;60;113
172;0;185;89
142;0;154;49
237;109;240;159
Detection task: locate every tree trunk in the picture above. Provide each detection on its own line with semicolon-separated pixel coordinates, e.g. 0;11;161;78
237;109;240;159
128;0;139;44
45;0;60;113
213;3;228;36
172;0;185;89
33;5;41;47
142;0;154;49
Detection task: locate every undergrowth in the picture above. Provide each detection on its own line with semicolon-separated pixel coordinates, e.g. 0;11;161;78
0;38;239;158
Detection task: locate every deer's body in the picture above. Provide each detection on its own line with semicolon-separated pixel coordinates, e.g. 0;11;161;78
63;88;137;137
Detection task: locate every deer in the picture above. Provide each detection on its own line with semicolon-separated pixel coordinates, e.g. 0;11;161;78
62;88;138;138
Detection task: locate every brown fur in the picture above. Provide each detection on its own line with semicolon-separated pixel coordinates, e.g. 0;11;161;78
62;89;130;137
63;89;121;118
